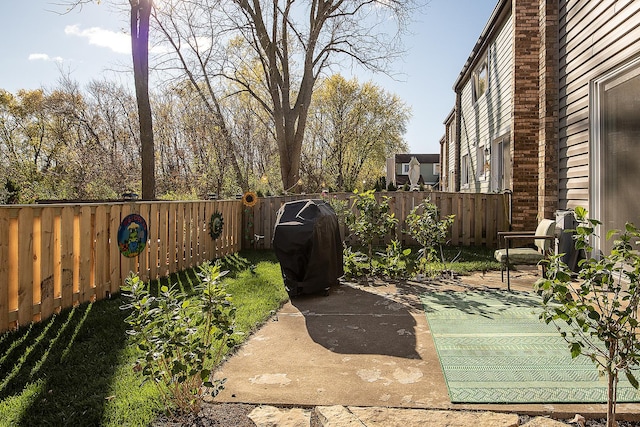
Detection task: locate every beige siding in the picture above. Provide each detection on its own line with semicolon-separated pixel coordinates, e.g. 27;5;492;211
558;0;640;210
458;13;513;193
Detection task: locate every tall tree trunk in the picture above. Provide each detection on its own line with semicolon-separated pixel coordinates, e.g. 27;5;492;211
131;0;155;200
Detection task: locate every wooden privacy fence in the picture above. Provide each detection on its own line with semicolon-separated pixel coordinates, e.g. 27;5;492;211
0;200;242;332
246;191;510;249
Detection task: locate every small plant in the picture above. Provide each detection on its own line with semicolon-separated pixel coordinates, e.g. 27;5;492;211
375;239;412;279
534;206;640;427
342;246;369;279
345;190;398;269
121;262;237;416
405;199;455;277
327;196;350;229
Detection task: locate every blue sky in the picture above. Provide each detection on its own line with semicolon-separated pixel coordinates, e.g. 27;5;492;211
0;0;497;154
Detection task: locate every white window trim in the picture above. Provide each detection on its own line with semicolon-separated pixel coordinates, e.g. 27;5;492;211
461;154;470;188
589;55;640;256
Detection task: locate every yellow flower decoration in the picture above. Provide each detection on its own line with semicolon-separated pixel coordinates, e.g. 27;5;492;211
242;191;258;207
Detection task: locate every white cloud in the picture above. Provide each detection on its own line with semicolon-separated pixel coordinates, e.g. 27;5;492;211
65;24;131;54
28;53;64;62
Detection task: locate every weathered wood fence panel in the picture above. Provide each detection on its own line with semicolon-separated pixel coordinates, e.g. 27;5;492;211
0;200;242;333
245;191;510;250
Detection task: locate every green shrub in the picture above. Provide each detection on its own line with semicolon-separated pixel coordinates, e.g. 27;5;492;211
405;199;455;276
346;190;398;266
121;262;236;416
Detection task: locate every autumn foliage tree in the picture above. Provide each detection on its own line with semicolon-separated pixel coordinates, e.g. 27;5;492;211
151;0;416;192
303;75;409;191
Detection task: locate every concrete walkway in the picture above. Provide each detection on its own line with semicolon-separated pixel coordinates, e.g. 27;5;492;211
213;268;640;425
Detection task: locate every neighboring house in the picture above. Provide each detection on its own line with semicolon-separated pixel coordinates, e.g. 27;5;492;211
440;109;456;192
385;154;440;188
442;0;640;255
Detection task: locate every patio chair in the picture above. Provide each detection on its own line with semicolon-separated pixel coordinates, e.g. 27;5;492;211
494;219;556;291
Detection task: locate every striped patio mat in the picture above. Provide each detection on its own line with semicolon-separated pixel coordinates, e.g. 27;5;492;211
421;290;640;403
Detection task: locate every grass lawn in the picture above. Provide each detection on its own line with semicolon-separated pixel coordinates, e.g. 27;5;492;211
0;247;498;426
0;250;288;427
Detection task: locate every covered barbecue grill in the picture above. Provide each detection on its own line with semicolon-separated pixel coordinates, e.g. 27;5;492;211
272;199;343;297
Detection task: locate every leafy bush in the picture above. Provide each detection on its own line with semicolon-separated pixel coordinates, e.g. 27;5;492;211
534;206;640;427
121;262;237;416
405;199;455;276
345;190;398;265
342;246;369;280
374;239;412;279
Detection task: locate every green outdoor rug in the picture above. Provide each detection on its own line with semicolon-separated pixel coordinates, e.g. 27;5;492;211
421;290;640;404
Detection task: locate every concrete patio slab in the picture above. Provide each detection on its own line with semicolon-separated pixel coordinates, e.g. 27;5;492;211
213;267;640;423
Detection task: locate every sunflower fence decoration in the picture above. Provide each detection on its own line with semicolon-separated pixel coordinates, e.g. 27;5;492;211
242;191;258;208
208;211;224;240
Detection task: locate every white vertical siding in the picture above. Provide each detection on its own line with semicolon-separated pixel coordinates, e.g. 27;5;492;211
458;13;513;193
446;119;456;192
559;0;640;209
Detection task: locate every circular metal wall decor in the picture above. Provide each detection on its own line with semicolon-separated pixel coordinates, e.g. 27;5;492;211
209;211;224;240
117;214;148;258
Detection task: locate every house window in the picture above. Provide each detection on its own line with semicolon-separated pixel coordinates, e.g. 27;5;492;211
591;56;640;255
401;163;410;175
476;145;488;179
491;134;511;192
461;154;470;187
433;163;440;175
472;57;488;103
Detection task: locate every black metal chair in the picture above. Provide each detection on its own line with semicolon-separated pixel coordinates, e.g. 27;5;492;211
494;219;556;291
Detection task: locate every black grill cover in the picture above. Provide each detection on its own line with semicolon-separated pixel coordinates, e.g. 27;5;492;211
273;199;343;297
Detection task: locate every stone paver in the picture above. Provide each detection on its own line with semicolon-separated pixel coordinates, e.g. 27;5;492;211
521;416;574;427
249;405;311;427
348;407;519;427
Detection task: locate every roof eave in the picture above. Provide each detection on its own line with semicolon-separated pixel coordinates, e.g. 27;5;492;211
453;0;511;92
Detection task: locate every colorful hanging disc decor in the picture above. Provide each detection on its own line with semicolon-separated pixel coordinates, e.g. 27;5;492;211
209;211;224;240
117;214;148;258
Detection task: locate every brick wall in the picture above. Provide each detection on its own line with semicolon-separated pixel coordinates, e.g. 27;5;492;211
538;0;559;221
511;0;542;231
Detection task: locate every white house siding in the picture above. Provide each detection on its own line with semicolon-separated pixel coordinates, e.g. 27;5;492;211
558;0;640;210
458;12;513;194
446;119;456;192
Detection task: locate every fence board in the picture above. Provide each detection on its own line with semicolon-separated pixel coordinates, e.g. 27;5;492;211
109;205;121;294
159;203;169;277
474;195;484;246
61;207;75;309
0;209;9;331
40;207;55;320
8;212;18;326
94;205;107;302
18;208;34;326
79;206;93;303
148;203;159;280
168;203;178;274
176;203;185;271
53;212;62;312
184;203;193;269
